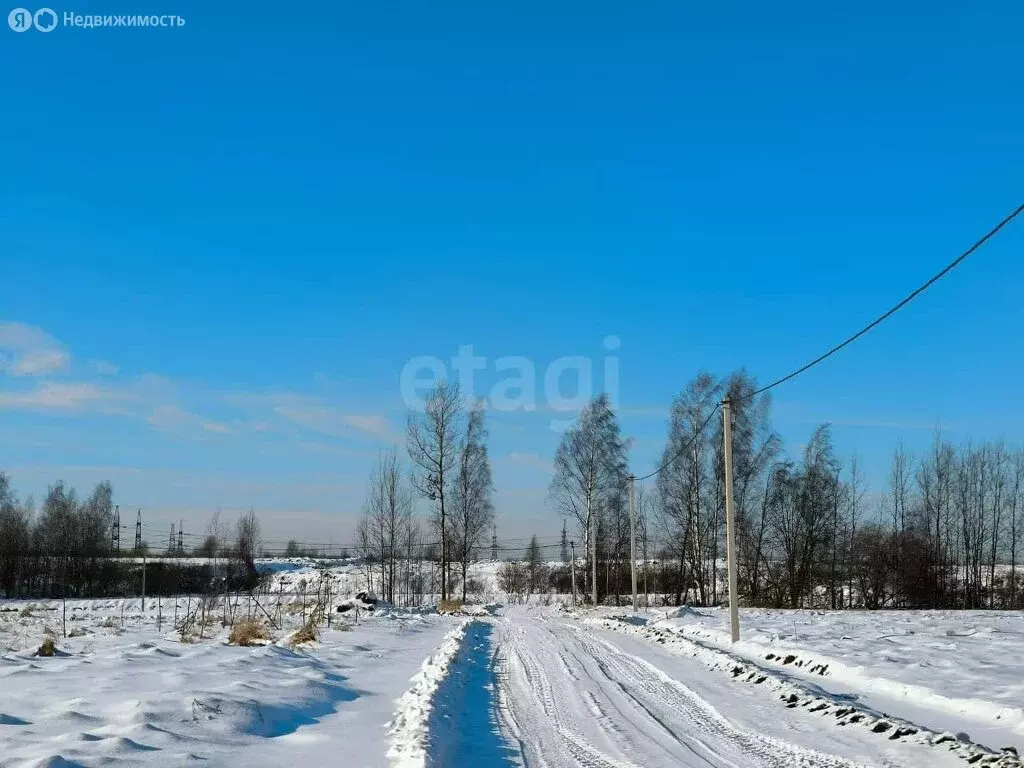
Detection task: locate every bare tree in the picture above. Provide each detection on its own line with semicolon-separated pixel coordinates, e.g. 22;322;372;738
497;561;529;604
407;381;463;602
361;447;413;603
889;444;913;606
236;510;261;578
205;509;226;561
844;455;866;608
656;373;720;606
525;534;548;598
1008;451;1024;607
717;371;779;606
549;394;627;606
0;472;32;598
450;401;494;602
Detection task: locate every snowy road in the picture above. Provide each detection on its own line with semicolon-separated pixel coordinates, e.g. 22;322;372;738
491;610;854;768
475;608;967;768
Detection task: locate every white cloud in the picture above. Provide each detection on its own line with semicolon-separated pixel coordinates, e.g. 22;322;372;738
274;404;349;437
9;349;70;376
272;399;397;442
507;451;554;473
89;360;120;376
0;382;131;410
0;322;69;376
344;414;396;440
147;405;232;437
0;322;54;349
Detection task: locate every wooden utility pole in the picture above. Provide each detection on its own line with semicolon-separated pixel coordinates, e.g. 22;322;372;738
570;541;577;607
722;396;740;642
62;521;68;638
591;516;598;607
629;476;638;612
141;548;147;618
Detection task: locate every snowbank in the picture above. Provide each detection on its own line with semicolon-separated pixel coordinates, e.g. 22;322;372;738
589;608;1024;766
386;619;471;767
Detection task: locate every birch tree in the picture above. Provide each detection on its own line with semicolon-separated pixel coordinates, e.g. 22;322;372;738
450;401;494;602
407;381;463;601
362;447;413;603
549;394;627;606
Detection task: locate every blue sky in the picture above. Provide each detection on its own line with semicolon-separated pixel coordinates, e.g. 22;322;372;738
2;1;1022;548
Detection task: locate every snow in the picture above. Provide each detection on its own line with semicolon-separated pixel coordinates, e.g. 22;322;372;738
0;595;460;767
632;606;1024;756
489;605;982;768
5;560;1023;768
387;619;469;767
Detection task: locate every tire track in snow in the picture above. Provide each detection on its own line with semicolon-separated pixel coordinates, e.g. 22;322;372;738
567;624;856;768
492;611;864;768
495;617;640;768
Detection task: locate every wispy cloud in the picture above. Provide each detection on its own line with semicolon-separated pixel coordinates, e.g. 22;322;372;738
89;360;119;376
782;414;948;432
147;405;232;437
267;396;398;442
0;382;132;411
506;451;554;473
344;414;397;441
0;322;70;376
0;322;405;455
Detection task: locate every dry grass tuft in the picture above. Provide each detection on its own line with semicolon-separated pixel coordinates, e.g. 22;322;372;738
19;605;35;618
290;621;318;646
37;636;56;657
437;599;464;615
228;618;270;647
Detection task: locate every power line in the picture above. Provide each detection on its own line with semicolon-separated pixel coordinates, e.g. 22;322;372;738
745;203;1023;400
632;202;1023;482
633;406;720;482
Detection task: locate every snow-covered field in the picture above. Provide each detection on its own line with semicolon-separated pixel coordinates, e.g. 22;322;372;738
618;606;1024;756
4;560;1024;768
0;594;460;767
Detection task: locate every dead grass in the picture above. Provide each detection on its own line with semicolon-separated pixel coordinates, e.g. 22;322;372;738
290;621;318;646
437;599;464;614
228;618;270;647
19;605;35;618
37;636;56;657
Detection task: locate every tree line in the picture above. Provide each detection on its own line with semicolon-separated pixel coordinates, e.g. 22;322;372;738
6;374;1022;612
0;474;265;599
549;371;1024;610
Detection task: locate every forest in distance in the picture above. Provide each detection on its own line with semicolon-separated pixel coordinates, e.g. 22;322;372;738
1;370;1022;611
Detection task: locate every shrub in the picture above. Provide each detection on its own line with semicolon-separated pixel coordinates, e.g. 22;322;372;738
290;620;318;646
465;579;486;600
37;637;56;657
227;618;270;647
437;599;463;614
